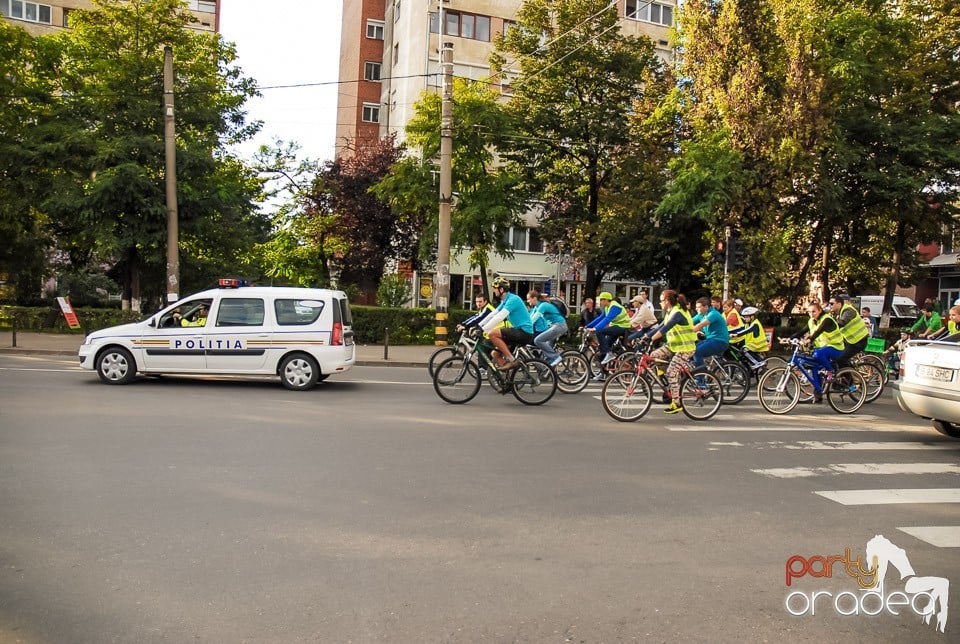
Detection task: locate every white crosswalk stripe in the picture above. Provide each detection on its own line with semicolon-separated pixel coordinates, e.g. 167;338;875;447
897;526;960;547
814;488;960;504
752;462;960;478
712;423;960;549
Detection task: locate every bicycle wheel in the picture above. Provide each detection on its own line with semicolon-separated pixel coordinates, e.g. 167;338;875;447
757;367;800;414
601;369;653;421
433;355;481;404
588;350;604;379
679;371;723;420
511;359;557;406
855;362;884;403
858;353;886;380
556;350;589;394
827;367;867;414
795;368;815;403
713;361;750;405
427;346;461;378
762;356;788;375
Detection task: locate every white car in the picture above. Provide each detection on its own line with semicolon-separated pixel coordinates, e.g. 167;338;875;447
79;282;355;390
892;337;960;438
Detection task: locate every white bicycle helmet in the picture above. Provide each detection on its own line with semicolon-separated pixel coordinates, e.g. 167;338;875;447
741;306;759;316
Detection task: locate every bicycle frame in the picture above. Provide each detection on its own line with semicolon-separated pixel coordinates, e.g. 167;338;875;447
783;344;829;395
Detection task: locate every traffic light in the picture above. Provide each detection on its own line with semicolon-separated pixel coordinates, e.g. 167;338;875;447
712;240;727;264
730;238;746;270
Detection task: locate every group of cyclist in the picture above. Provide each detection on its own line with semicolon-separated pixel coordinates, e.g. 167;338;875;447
455;276;894;414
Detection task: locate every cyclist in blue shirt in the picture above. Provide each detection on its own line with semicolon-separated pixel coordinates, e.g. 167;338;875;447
691;296;730;367
526;290;569;367
481;277;535;370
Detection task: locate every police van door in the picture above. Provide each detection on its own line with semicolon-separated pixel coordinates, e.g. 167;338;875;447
204;297;271;372
141;299;210;372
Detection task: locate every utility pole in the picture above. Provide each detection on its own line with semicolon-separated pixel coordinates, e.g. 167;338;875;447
163;46;180;303
723;225;731;301
434;41;453;345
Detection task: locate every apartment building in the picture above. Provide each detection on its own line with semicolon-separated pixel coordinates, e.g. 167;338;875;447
337;1;675;309
0;0;219;36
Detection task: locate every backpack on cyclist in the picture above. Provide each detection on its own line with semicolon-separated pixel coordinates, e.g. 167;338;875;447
548;296;569;318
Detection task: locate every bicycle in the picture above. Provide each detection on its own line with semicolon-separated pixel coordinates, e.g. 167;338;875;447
703;353;750;404
427;326;480;378
757;339;867;414
523;344;590;394
433;338;557;405
601;341;724;421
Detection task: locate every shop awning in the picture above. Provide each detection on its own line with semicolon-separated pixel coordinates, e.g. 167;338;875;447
924;253;960;267
493;272;551;281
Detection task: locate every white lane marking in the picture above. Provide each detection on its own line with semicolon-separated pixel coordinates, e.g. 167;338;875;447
753;462;960;478
708;440;958;450
898;526;960;548
0;366;85;373
785;441;958;450
814;488;960;504
670;425;886;432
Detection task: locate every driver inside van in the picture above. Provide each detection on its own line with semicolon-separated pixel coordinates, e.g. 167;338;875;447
173;303;209;327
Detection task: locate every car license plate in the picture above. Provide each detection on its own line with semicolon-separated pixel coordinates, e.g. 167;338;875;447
916;364;955;382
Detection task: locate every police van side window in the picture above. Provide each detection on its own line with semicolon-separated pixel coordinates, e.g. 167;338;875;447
275;299;325;325
216;298;265;327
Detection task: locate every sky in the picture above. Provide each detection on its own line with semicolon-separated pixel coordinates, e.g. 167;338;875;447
218;2;343;164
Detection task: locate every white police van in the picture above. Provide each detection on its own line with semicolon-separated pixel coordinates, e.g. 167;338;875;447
79;280;355;390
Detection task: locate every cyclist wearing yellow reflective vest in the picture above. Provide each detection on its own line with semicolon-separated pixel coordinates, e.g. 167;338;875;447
585;291;633;367
794;300;844;374
827;293;870;368
729;306;770;367
641;289;697;414
928;304;960;340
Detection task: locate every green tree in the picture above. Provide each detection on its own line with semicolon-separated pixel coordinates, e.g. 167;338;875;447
493;0;668;297
374;79;524;296
0;21;58;302
38;0;264;310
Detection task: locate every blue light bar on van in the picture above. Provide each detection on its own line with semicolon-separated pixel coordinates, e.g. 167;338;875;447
218;278;249;288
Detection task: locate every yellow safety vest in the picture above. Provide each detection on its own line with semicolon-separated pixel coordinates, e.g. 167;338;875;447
808;314;843;350
745;319;769;352
606;302;633;328
666;306;697;353
728;309;745;345
838;303;869;344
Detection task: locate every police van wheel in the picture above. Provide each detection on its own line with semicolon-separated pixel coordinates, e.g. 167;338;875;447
96;346;136;385
280;354;320;391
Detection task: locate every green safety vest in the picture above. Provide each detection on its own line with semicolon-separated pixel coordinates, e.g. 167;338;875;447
745;319;769;353
666;306;697;353
808;314;843;350
838;303;869;344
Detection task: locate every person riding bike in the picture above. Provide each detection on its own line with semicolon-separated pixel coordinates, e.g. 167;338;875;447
641;289;698;414
585;292;633;367
691;296;730;367
729;306;770;368
526;290;569;367
827;293;870;368
480;277;535;370
794;300;844;400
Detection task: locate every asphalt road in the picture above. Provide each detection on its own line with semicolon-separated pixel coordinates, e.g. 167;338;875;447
1;355;958;643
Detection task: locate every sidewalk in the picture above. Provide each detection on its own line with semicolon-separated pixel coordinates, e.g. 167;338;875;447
0;332;435;367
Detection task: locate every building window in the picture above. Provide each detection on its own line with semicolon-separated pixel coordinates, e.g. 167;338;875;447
440;10;491;42
625;1;674;27
364;62;382;82
500;226;543;253
1;1;52;24
366;19;385;40
362;102;380;123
